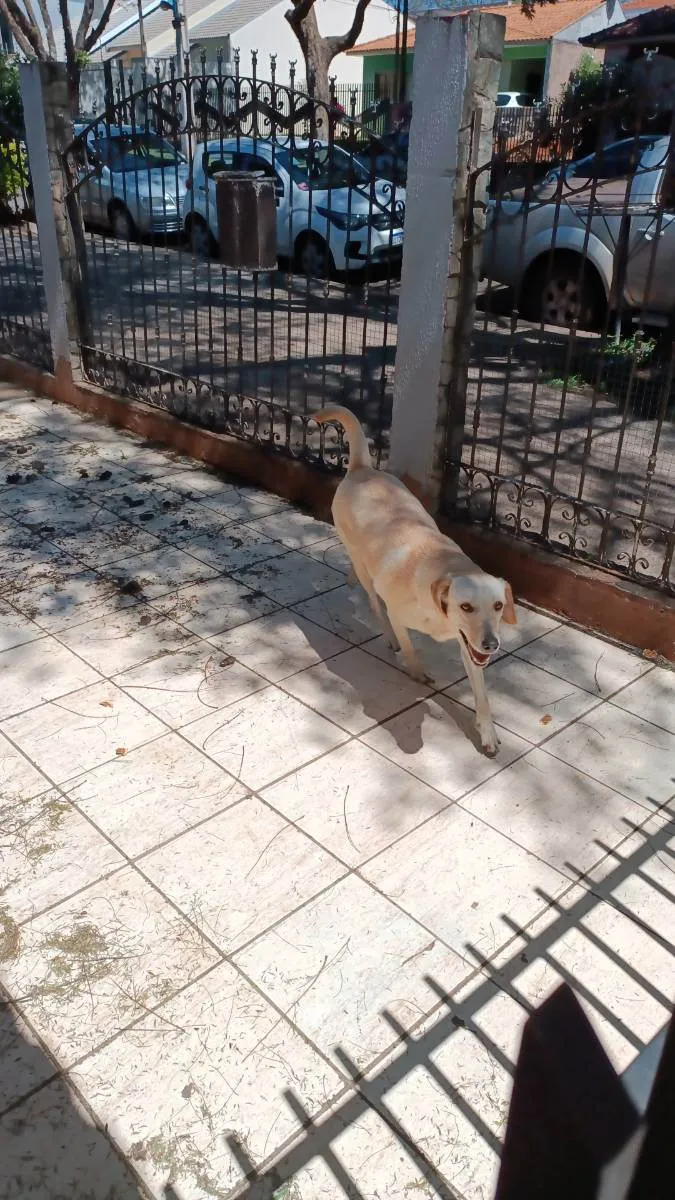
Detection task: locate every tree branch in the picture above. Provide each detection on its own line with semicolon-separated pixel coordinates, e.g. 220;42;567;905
75;0;96;51
285;0;317;31
35;0;57;57
325;0;371;57
0;0;46;56
84;0;118;52
0;0;35;56
58;0;75;68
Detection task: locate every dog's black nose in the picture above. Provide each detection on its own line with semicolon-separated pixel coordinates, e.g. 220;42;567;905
481;635;499;653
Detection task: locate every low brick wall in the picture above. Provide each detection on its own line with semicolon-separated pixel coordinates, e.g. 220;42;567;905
2;355;673;663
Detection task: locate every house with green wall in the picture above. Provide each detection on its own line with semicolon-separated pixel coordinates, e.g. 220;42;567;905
347;0;625;102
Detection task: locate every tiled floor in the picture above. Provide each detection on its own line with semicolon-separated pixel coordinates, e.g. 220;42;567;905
0;385;673;1200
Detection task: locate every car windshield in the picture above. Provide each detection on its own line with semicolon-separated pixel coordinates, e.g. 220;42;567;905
92;133;184;171
276;144;370;189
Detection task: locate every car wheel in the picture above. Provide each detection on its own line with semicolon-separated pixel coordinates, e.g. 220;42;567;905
525;254;604;331
189;217;217;258
295;233;334;279
109;203;136;242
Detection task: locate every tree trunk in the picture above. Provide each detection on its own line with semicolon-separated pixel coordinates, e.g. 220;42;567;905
67;58;80;117
302;4;332;104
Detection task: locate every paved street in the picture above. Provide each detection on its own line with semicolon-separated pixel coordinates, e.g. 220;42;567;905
1;387;673;1199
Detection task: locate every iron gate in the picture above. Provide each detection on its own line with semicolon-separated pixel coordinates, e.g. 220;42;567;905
62;55;406;471
443;90;675;596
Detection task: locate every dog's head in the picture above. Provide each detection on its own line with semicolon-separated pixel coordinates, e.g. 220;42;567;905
431;574;516;667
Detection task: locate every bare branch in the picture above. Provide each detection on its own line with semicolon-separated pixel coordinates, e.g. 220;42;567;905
58;0;75;67
84;0;118;52
35;0;57;58
0;0;36;56
285;0;317;30
325;0;371;57
75;0;95;51
0;0;46;56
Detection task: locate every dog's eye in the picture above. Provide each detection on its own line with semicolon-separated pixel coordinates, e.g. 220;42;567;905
460;603;474;613
494;601;503;612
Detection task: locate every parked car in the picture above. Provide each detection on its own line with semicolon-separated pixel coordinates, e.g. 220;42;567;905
496;91;536;110
541;136;660;188
73;122;188;239
482;136;675;327
357;131;409;187
182;136;406;274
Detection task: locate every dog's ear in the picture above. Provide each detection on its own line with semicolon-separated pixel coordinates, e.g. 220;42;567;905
431;578;452;617
503;581;517;624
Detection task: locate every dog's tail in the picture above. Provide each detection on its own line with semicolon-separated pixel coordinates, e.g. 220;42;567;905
314;406;372;473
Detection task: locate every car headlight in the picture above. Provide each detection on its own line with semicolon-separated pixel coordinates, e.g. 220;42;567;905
315;205;368;231
142;193;176;212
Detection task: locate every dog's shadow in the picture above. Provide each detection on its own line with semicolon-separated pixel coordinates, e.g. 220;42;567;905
297;585;480;758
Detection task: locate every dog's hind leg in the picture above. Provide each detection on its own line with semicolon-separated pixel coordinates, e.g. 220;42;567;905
459;642;499;757
347;554;399;647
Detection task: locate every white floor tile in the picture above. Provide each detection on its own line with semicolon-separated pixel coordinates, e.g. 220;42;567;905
197;481;290;521
302;535;351;574
446;656;601;744
114;639;266;727
148;575;279;639
273;1102;444;1200
58;605;194;676
362;695;529;800
71;963;342;1200
263;734;451;868
1;681;166;784
544;703;675;809
2;866;219;1066
611;665;675;735
235;874;467;1070
460;748;651;879
246;507;334;549
183;523;287;573
102;546;218;599
211;610;348;683
515;624;652;698
230;550;346;606
293;584;381;645
261;740;452;866
182;686;347;790
0;636;100;720
12;569;140;634
283;646;431;734
0;731;52;803
0;1079;143;1198
499;603;560;651
66;732;247;857
0;788;124;925
48;514;162;568
142;795;344;951
0;600;43;652
362;803;569;965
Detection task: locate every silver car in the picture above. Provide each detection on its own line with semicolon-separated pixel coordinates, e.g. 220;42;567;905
74;123;188;240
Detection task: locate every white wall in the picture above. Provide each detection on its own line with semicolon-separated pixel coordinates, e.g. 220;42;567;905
553;0;625;44
232;0;402;87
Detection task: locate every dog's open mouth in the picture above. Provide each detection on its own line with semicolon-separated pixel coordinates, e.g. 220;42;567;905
459;630;492;668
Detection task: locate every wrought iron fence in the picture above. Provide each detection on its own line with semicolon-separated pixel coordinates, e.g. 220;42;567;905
444;92;675;596
62;55;403;470
0;119;52;372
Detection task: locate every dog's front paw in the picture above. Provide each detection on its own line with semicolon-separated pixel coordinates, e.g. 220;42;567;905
478;720;500;757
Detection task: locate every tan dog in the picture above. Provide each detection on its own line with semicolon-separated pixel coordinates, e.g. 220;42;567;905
316;406;516;756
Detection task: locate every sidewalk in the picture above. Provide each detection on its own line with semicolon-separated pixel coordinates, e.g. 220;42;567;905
1;386;673;1200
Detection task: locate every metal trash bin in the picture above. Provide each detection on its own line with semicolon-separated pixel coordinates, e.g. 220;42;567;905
215;171;277;271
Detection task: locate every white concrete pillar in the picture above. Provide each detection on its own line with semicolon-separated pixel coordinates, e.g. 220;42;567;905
20;61;85;377
390;9;505;511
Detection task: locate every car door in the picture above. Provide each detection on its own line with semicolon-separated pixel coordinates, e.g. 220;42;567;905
625;153;675;312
